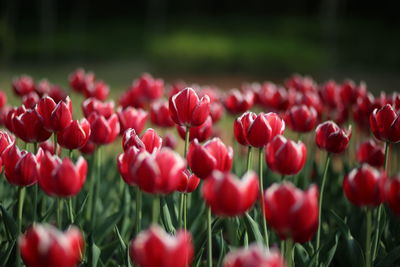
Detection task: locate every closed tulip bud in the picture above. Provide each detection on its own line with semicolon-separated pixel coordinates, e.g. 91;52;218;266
57;119;91;150
339;80;358;106
370;104;400;143
163;133;177;150
169;87;210;127
38;152;87;197
130;225;193;267
22;92;40;109
234;112;257;146
13;108;52;143
36;96;73;132
19;224;84;267
223;245;285;267
203;171;259;216
177;116;213;142
122;128;162;153
315;121;351;153
266;135;307;176
177;169;200;193
188;138;233;179
0;90;7;108
79;141;96;155
0;130;14;154
385;175;400;215
319;80;340;108
82;97;115;118
343;165;386;207
285;104;318;133
39;140;60;155
150;100;175;128
12;75;35;96
1;145;39;186
84;80;109;101
264;183;319;243
88;113;120;145
69;68;92;93
224;89;254;114
5;106;24;133
117;107;148;135
356;140;385;168
134;73;164;101
117;146;142;185
258;82;293;111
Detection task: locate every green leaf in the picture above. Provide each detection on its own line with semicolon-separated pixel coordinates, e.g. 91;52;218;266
88;237;101;267
0;240;16;266
294;243;310;267
160;197;176;234
330;210;351;238
114;225;132;267
375;245;400;267
95;211;123;243
74;193;88;224
243;213;264;244
0;203;17;239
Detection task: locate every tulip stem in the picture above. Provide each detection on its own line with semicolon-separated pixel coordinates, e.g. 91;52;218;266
53;134;58;156
179;193;184;228
135;187;142;234
316;153;331;266
57;198;63;228
184;126;190;158
285;239;294;267
68;198;74;224
207;207;212;267
16;186;26;267
366;208;372;267
259;148;269;248
183;193;187;230
33;142;38;222
91;147;101;231
152;195;160;224
372;142;390;261
246;146;253;172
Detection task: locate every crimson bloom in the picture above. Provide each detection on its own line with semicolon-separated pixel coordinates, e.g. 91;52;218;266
0;90;7;107
38;152;87;197
385;175;400;216
223;245;285;267
130;225;193;267
257;82;293;111
285;104;318;133
188;138;233;179
169;87;210;127
82;98;114;118
88;113;120;145
0;130;14;171
163;133;177;150
122;128;162;153
177;169;200;193
356;140;385;168
177;115;213;142
343;164;386;207
370;104;400;143
202;171;259;216
19;224;84;267
12;107;52;143
315;121;351;154
57;119;91;150
12;75;35;96
117;107;148;134
83;80;109;101
150;100;175;128
69;68;95;94
22;92;40;109
266;135;307;176
35;96;73;132
263;183;319;243
224;89;254;114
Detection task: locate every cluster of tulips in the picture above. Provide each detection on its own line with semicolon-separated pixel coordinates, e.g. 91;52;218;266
0;70;400;267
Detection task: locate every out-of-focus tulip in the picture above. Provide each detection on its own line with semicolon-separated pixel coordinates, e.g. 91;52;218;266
203;171;258;216
188;138;233;179
35;96;73;131
122;128;162;153
339;80;359;106
319;80;340;108
224;89;254;114
285;104;318;133
57;119;91;150
177;116;212;142
150;100;175;128
370;104;400;143
5;106;25;132
266;135;307;176
39;140;60;155
356;140;385;168
79;141;96;155
257;82;293;111
117;146;141;184
385;175;400;215
0;130;14;154
315;121;351;153
130;225;193;267
117;107;148;134
19;224;84;267
234;112;257;146
352;93;375;131
82;98;114;119
163;133;177;150
0;90;7;108
13;108;52;143
169;87;210;127
1;145;39;186
69;68;95;94
22;92;40;109
84;80;109;100
177;169;200;193
343;165;386;207
88;113;120;145
263;183;319;243
285;74;317;93
223;245;285;267
38;152;87;197
12;75;35;96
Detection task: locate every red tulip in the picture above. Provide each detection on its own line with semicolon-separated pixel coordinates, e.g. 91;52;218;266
19;224;84;267
150;100;175;128
117;107;148;134
22;92;40;109
79;141;97;155
224;89;254;114
12;75;35;96
169;87;210;127
88;113;120;145
1;144;39;186
319;80;340;108
257;82;293;111
39;140;60;155
285;74;317;93
385;175;400;215
177;116;213;142
35;79;67;102
352;93;375;131
177;169;200;193
133;73;164;101
0;90;7;108
38;152;87;197
263;183;319;243
5;106;25;133
339;80;358;106
121;148;185;194
370;104;400;143
122;128;162;153
285;104;318;133
163;133;177;150
35;96;73;131
188;138;233;179
315;121;351;153
202;171;258;216
83;80;109;100
69;68;95;93
266;135;307;176
356;140;385;168
13;108;52;143
223;245;285;267
130;225;193;267
57;119;91;150
82;98;114;118
0;130;14;154
343;165;386;207
234;112;257;146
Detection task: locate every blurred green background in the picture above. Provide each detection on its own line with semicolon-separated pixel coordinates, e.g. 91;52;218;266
0;0;399;91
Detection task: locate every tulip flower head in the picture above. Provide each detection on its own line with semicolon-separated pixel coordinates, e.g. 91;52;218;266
35;96;73;132
224;89;254;114
57;119;91;150
370;104;400;143
82;98;115;119
177;115;213;142
177;169;200;193
315;121;351;154
150;100;175;128
88;112;120;145
122;128;162;153
385;175;400;216
285;104;318;133
12;107;52;143
356;140;385;168
117;106;148;135
12;75;35;96
223;245;285;267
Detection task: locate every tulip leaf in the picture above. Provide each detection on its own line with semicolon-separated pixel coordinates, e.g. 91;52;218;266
74;193;89;224
88;237;101;267
294;243;310;267
95;211;123;243
40;199;57;222
330;210;351;238
0;240;16;266
217;230;227;267
375;245;400;267
243;213;264;244
114;225;132;267
160;197;176;234
194;247;205;267
0;203;17;239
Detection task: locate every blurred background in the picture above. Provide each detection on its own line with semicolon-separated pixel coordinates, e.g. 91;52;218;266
0;0;399;92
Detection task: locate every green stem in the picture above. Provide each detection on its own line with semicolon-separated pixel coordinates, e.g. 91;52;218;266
16;187;26;267
86;155;96;221
366;209;372;267
152;195;160;224
207;207;212;267
69;149;73;159
57;198;62;228
179;193;184;228
135;187;142;234
183;193;187;230
91;147;101;230
184;126;190;158
68;198;74;224
316;153;331;265
259;148;269;247
53;134;58;156
246;146;253;172
285;239;294;267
